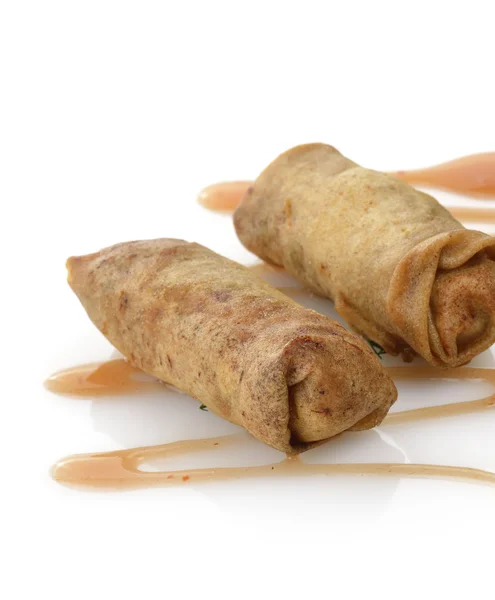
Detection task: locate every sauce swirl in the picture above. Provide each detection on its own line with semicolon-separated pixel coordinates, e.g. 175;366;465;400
47;360;495;489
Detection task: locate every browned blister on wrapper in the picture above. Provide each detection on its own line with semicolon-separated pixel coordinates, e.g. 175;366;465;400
234;144;495;367
67;239;397;453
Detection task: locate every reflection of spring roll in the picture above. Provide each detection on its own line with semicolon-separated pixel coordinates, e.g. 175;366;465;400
67;239;397;453
234;144;495;367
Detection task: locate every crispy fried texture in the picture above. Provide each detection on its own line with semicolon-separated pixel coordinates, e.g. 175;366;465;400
67;239;397;453
234;144;495;367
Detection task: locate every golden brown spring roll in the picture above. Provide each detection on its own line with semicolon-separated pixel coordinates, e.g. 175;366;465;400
234;144;495;367
67;239;397;453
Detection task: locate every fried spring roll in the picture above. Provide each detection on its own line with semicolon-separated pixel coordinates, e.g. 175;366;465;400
67;239;397;453
234;144;495;367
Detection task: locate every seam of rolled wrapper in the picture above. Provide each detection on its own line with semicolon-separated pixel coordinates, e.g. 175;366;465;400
387;230;495;366
282;334;329;453
235;332;335;455
238;337;325;455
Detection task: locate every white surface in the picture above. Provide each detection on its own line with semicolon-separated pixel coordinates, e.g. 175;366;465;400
2;2;495;599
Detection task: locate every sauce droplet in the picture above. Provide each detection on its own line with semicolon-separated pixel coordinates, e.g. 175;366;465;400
44;359;165;396
198;181;252;212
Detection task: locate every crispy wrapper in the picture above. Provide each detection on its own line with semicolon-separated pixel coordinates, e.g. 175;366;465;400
67;239;397;453
234;144;495;367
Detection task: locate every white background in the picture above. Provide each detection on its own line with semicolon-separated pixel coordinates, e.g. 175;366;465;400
2;1;495;599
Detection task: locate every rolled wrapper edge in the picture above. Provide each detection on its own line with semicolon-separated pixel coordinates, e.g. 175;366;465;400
387;229;495;366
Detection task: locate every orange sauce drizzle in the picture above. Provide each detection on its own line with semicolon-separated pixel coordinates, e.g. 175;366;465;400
448;206;495;224
198;181;253;212
45;359;163;396
391;152;495;198
51;435;495;490
384;366;495;425
198;181;250;212
47;361;495;489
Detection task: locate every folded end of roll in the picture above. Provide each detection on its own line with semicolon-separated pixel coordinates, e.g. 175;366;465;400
237;323;397;455
66;252;100;313
282;332;398;449
388;230;495;367
428;255;495;366
66;253;96;287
